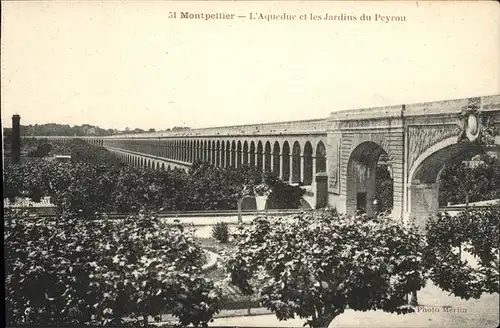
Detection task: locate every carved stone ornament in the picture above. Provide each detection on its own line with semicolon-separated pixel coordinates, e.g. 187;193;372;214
457;108;495;145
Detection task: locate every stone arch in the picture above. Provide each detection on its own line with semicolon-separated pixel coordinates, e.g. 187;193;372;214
207;140;212;164
264;141;272;172
148;159;151;169
192;140;196;163
237;141;242;168
189;140;193;161
140;158;144;167
249;141;256;167
206;140;212;164
231;141;236;167
177;139;182;161
180;140;184;162
282;141;291;182
185;140;189;162
220;140;226;168
162;163;165;170
173;140;177;160
303;141;314;186
243;141;249;165
195;140;199;162
216;140;221;166
292;141;301;184
225;140;231;167
203;140;208;162
197;140;201;162
210;140;218;165
182;140;186;161
408;136;500;223
200;139;204;162
315;141;327;174
156;162;160;169
272;141;281;176
346;141;390;218
257;141;264;170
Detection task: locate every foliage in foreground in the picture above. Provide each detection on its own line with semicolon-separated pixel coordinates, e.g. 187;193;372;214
223;210;427;327
5;211;222;327
424;206;500;300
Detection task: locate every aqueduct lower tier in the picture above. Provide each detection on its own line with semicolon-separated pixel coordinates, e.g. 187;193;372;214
26;95;500;226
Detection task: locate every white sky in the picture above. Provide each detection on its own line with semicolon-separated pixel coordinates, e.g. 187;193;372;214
1;1;499;130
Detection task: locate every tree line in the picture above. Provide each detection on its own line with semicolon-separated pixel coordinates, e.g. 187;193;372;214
3;139;306;217
3;123;192;137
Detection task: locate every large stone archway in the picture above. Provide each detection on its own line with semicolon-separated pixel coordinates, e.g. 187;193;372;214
407;136;500;227
346;141;392;217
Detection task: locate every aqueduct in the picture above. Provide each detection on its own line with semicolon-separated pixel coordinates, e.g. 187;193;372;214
24;94;500;226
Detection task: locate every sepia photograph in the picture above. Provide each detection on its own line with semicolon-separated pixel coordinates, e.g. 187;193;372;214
2;1;499;327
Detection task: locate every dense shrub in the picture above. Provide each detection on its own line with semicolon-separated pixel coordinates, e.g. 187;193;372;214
264;172;306;209
26;143;53;157
224;210;427;327
439;155;500;206
423;206;500;299
4;146;307;216
212;222;230;243
5;211;222;327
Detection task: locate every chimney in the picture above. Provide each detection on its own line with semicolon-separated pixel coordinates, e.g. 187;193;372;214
12;114;21;164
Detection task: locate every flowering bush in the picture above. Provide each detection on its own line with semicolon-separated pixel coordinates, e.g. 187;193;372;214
423;206;500;300
5;211;222;327
224;210;427;327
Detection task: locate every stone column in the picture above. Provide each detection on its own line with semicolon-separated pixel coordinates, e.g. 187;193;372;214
408;182;440;230
276;154;282;180
365;165;377;217
262;151;266;172
11;115;21;164
270;154;274;175
281;153;290;183
237;149;241;168
300;155;305;185
311;157;317;189
315;172;329;208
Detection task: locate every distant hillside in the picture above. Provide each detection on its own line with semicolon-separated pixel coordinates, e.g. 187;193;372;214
3;124;114;137
2;123;191;137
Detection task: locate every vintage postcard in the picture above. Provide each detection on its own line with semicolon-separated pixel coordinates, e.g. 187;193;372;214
2;1;499;328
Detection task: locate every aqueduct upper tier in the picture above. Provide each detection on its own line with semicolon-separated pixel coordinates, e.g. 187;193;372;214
23;94;500;224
